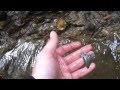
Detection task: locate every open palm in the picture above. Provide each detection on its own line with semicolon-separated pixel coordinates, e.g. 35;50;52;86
56;42;95;79
32;31;95;79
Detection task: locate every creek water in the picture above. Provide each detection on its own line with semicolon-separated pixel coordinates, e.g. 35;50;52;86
0;11;120;79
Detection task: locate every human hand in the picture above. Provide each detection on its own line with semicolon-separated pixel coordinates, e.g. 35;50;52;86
31;31;96;79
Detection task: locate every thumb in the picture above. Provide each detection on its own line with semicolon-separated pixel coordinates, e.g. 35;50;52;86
42;31;59;54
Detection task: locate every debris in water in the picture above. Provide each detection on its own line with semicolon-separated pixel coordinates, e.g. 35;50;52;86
0;21;6;29
0;74;3;79
55;18;67;30
116;45;120;54
103;15;111;20
101;28;110;36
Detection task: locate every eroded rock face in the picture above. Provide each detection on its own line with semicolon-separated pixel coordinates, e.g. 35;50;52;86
0;11;120;79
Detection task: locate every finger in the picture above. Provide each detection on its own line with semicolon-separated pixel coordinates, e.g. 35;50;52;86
68;51;94;73
42;31;59;54
64;44;92;65
58;56;72;79
68;58;84;73
56;42;81;56
72;63;96;79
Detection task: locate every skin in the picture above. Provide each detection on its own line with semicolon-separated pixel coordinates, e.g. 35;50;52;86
32;31;96;79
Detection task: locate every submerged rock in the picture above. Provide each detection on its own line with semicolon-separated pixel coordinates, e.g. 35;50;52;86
84;21;96;32
0;11;7;21
7;11;30;26
101;28;110;36
0;39;45;79
0;31;17;58
116;45;120;54
55;18;67;30
0;21;7;30
0;74;3;79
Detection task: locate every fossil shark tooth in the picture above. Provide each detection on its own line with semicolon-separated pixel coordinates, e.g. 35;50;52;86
81;52;95;68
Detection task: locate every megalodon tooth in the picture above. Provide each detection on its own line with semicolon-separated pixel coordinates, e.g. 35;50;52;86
81;52;95;68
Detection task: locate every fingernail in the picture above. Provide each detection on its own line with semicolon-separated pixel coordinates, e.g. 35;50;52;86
90;63;95;68
75;42;81;46
88;44;92;47
50;31;54;38
81;48;85;52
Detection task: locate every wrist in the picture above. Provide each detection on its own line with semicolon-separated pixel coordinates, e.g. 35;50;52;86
31;73;57;79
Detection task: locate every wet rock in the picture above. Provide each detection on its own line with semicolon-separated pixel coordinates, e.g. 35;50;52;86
66;11;86;26
0;11;7;21
23;21;38;36
60;27;81;39
3;11;31;36
0;31;17;58
85;11;105;28
0;74;3;79
116;45;120;54
76;11;86;25
67;11;78;23
59;38;72;46
7;11;30;26
100;26;113;37
0;39;45;79
84;21;96;31
101;28;110;36
0;21;6;30
110;13;120;23
109;36;119;61
99;11;111;21
37;21;56;32
103;15;111;20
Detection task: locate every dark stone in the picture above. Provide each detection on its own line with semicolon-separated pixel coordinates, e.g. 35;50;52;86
7;11;30;26
84;21;96;31
0;11;7;21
